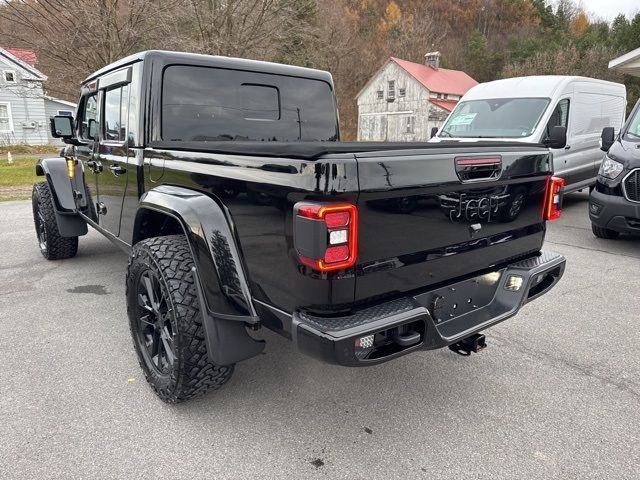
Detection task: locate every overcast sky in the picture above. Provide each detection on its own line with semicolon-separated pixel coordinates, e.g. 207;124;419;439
579;0;640;22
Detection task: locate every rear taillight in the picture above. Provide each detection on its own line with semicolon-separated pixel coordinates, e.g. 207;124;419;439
294;202;358;272
543;176;565;221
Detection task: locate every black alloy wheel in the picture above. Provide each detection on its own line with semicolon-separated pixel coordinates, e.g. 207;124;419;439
35;206;48;252
135;269;176;376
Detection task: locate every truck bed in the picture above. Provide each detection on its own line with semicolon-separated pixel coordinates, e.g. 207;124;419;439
146;141;552;320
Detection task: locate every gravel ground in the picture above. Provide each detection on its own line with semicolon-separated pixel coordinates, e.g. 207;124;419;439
0;192;638;479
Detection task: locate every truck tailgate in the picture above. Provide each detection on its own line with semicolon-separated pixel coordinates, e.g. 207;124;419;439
354;145;552;303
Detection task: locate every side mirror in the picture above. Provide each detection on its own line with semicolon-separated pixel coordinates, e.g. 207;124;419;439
49;115;74;139
88;118;98;141
600;127;615;152
430;126;438;139
544;125;567;149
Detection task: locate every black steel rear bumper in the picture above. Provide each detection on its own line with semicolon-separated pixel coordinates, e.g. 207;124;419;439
292;251;565;366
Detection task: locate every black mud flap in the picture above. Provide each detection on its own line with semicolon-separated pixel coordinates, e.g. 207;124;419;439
55;212;88;237
193;267;265;365
37;157;88;237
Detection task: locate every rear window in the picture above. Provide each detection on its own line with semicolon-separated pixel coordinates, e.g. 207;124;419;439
161;65;338;142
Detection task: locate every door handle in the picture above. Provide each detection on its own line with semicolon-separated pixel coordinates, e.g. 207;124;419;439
564;145;571;150
109;164;127;176
86;160;102;173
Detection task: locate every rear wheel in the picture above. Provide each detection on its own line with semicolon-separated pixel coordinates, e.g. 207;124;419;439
592;224;619;239
31;182;78;260
126;235;234;403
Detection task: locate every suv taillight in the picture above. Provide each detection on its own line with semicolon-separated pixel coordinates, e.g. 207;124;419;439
294;202;358;272
543;176;565;221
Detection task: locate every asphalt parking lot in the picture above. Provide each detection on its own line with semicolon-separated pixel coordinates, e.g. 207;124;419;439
1;192;639;479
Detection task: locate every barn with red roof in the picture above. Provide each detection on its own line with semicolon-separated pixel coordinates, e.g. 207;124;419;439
356;52;477;141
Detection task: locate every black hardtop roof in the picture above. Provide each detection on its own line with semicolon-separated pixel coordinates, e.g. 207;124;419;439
82;50;334;85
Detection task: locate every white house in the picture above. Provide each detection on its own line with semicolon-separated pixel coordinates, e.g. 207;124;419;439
356;52;477;141
0;47;76;146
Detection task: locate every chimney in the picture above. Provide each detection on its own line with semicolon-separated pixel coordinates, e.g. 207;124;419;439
424;51;441;69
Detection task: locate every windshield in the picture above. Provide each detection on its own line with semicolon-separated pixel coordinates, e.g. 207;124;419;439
623;104;640;141
439;98;550;138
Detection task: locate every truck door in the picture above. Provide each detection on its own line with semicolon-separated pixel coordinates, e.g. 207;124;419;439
95;79;131;237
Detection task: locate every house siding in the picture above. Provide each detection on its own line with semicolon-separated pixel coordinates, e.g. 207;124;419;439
0;54;62;146
356;61;453;142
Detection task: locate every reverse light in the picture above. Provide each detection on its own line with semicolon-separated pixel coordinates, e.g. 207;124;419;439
543;176;565;221
329;229;348;245
294;202;358;272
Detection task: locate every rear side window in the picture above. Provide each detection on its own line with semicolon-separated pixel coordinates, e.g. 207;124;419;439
103;84;129;142
161;66;338;142
571;93;625;136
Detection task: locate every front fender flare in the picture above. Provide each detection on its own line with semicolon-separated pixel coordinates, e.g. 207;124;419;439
135;185;264;365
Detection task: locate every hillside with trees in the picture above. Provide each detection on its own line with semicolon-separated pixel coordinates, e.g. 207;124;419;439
1;0;638;139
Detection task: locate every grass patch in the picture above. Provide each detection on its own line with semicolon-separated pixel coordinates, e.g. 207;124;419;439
0;144;60;155
0;157;40;186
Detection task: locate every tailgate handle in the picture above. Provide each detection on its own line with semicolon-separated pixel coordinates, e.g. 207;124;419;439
455;156;502;182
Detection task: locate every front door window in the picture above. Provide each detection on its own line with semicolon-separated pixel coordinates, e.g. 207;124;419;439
545;99;569;139
79;93;98;141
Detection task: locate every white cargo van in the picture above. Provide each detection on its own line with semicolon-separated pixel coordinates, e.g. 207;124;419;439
430;76;627;192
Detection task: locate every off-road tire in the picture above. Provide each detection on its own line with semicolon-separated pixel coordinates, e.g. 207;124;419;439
591;223;619;239
126;235;234;403
31;182;78;260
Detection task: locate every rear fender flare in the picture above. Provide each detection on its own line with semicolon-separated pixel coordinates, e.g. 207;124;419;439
134;185;264;365
35;157;88;237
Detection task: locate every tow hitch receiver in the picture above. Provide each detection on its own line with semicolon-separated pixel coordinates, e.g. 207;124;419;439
449;333;486;356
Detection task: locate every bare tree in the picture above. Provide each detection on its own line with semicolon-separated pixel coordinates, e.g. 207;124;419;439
179;0;297;59
0;0;181;99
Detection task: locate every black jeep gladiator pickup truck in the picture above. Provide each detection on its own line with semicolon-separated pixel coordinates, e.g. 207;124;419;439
34;51;566;403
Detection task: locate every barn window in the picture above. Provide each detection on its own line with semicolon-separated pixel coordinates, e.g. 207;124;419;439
388;80;395;99
405;116;415;134
4;71;16;83
399;87;406;97
376;90;384;100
